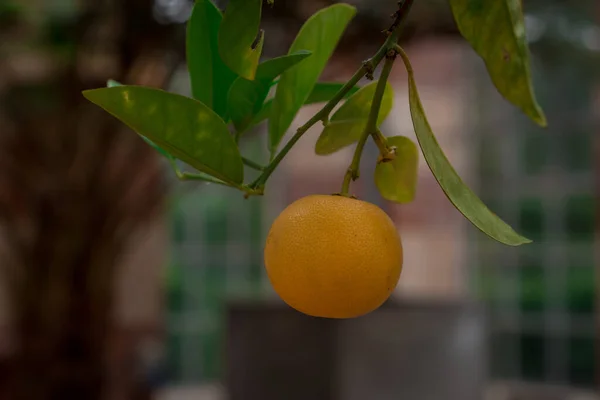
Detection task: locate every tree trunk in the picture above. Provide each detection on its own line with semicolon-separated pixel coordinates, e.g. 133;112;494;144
1;86;165;400
0;0;179;398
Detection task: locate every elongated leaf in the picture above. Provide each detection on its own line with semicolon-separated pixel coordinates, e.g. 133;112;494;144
330;81;392;122
187;0;237;119
315;120;367;155
305;82;360;104
218;0;263;80
315;81;393;155
105;79;175;160
228;51;311;132
449;0;546;126
399;52;530;246
374;136;418;203
83;86;244;184
252;82;360;127
255;51;311;81
269;4;356;154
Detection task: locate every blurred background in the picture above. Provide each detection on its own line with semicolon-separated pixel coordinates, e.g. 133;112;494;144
0;0;597;399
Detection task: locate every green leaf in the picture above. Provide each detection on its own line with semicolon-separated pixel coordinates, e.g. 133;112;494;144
228;51;312;133
218;0;264;80
105;79;175;160
255;51;312;81
269;4;356;154
83;86;244;185
315;80;393;155
374;136;418;204
251;82;359;127
315;121;367;155
448;0;546;126
399;51;531;246
187;0;238;119
305;82;360;104
330;81;392;122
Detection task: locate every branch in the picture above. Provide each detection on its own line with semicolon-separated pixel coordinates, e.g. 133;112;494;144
385;0;416;35
248;1;415;192
340;53;397;195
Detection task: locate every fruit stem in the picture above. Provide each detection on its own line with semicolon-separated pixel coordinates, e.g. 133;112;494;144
249;0;414;192
341;52;397;196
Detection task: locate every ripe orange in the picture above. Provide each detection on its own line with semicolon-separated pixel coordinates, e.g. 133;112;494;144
264;194;403;319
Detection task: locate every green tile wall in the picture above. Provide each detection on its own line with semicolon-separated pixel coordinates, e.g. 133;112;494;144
472;32;596;388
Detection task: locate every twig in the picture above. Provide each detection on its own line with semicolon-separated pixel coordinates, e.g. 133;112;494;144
340;53;397;195
248;0;415;192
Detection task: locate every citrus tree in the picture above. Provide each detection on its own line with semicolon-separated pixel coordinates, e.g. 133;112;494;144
83;0;546;318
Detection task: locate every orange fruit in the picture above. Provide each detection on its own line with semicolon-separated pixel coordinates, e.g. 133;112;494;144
264;194;403;318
